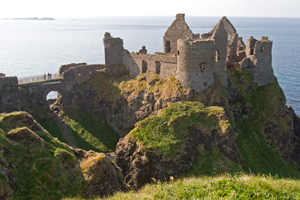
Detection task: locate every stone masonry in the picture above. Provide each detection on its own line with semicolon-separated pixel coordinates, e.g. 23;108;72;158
103;13;274;93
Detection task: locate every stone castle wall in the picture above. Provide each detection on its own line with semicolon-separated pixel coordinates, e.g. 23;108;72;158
211;20;228;88
59;63;87;75
0;76;18;89
122;51;177;79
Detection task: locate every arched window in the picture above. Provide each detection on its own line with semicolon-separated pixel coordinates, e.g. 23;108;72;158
142;60;148;73
250;48;254;55
261;46;265;52
155;61;161;75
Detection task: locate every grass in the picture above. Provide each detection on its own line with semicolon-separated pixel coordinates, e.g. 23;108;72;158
63;110;119;152
0;112;87;199
38;117;67;144
63;173;300;199
186;148;243;177
128;101;230;158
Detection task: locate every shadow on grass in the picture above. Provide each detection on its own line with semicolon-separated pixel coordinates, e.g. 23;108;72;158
63;110;120;152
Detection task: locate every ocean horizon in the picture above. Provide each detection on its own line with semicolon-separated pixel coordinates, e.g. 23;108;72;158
0;16;299;114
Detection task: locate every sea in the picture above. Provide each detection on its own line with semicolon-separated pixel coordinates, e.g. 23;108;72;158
0;16;299;115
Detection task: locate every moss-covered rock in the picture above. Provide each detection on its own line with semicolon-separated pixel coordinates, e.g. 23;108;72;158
115;102;241;188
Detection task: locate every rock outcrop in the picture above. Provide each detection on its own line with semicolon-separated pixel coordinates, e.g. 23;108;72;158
114;102;241;188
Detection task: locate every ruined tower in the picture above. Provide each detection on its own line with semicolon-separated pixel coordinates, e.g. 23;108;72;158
176;39;215;93
103;32;124;68
247;36;274;86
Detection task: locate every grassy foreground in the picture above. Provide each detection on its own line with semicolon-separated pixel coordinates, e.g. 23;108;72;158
63;173;300;199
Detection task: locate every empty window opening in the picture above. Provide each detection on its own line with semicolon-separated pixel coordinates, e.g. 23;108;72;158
177;50;180;55
261;46;265;52
215;50;219;62
166;41;171;53
199;62;206;72
239;46;244;51
155;61;161;75
78;73;81;76
250;48;254;55
142;60;148;73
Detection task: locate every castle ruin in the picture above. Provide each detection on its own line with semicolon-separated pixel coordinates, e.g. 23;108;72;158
103;13;274;93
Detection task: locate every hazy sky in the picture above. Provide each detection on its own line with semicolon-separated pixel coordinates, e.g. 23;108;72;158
0;0;299;18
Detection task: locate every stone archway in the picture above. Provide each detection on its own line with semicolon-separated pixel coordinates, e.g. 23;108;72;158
46;91;61;106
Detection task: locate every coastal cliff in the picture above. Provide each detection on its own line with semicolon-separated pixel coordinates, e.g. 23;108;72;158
56;66;300;188
1;66;300;198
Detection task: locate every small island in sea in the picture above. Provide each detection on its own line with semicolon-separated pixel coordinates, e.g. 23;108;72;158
0;17;54;20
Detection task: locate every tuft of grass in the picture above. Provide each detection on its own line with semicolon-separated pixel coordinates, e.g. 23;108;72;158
128;101;230;157
63;110;119;152
63;173;300;200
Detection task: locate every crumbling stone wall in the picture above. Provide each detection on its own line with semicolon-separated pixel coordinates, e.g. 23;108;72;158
122;51;177;79
163;13;199;55
176;39;215;93
59;63;87;75
63;64;105;87
240;36;274;87
0;76;21;112
202;17;240;64
211;20;228;87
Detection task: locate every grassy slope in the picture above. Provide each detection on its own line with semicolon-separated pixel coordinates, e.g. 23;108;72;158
0;112;87;199
227;68;300;178
39;117;67;144
63;110;119;152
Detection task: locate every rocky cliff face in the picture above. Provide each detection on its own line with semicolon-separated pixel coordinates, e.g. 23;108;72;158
60;71;193;137
114;102;241;189
58;67;300;188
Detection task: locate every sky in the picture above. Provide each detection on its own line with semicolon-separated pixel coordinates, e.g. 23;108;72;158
0;0;299;18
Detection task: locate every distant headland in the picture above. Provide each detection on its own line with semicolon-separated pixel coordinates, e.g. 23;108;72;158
0;17;55;20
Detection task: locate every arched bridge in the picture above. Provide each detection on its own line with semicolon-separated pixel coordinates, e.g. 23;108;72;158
18;64;106;111
18;73;63;87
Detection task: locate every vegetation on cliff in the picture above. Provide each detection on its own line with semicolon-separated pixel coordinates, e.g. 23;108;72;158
128;101;230;157
227;68;300;178
63;110;119;152
1;66;300;198
82;72;190;103
0;111;126;199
